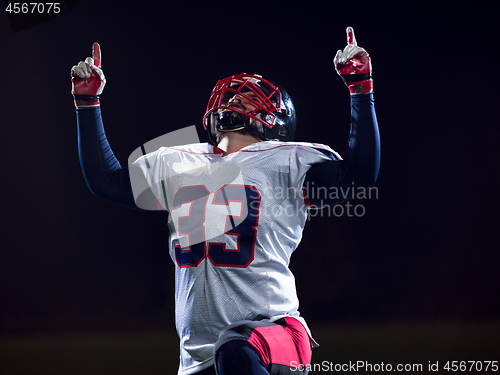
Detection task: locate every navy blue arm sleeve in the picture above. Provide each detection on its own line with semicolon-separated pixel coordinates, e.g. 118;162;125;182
77;107;140;209
303;93;380;206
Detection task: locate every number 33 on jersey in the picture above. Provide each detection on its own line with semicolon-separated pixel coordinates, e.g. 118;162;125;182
129;141;337;270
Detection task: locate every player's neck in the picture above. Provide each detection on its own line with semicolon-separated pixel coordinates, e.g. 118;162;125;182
217;132;262;155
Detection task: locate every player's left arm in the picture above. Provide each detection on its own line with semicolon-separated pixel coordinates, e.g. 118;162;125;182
303;27;380;207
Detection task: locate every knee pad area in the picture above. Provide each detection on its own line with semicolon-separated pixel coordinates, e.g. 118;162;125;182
216;340;269;375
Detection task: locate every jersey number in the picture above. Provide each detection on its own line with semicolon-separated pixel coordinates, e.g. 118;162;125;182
172;185;261;268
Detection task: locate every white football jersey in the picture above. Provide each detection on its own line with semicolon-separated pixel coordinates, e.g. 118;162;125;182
132;141;339;374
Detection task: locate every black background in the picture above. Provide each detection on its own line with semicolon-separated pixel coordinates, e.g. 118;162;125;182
1;0;499;338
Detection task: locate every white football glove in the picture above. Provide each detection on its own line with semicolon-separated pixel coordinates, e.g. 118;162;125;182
334;27;373;95
71;43;106;107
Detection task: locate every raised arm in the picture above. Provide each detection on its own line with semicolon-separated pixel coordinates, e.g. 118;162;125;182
304;27;381;207
71;43;140;209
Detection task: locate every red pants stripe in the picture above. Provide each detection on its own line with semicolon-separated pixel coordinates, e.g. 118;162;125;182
215;317;312;373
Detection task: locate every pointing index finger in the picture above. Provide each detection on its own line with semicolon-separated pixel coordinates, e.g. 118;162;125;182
92;42;101;68
346;26;357;46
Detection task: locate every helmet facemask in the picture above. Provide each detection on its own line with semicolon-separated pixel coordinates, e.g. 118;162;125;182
203;73;295;145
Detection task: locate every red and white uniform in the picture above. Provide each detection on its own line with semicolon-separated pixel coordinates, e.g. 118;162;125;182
132;140;339;374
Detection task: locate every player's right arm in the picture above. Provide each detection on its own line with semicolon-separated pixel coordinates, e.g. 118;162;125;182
302;27;380;207
72;43;141;209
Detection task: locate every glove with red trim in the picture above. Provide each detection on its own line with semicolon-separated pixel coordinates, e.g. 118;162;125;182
334;27;373;95
71;43;106;107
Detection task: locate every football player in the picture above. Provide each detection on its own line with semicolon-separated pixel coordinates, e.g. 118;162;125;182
71;27;380;375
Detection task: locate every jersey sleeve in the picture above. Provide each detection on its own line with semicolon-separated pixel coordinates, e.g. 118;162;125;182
129;148;169;211
289;142;342;195
129;143;216;212
302;93;380;207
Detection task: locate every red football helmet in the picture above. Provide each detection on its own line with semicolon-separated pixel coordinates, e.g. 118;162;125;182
203;73;296;145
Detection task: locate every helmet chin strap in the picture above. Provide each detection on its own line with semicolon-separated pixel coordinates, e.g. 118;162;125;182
218;126;246;132
216;111;249;130
215;111;266;141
